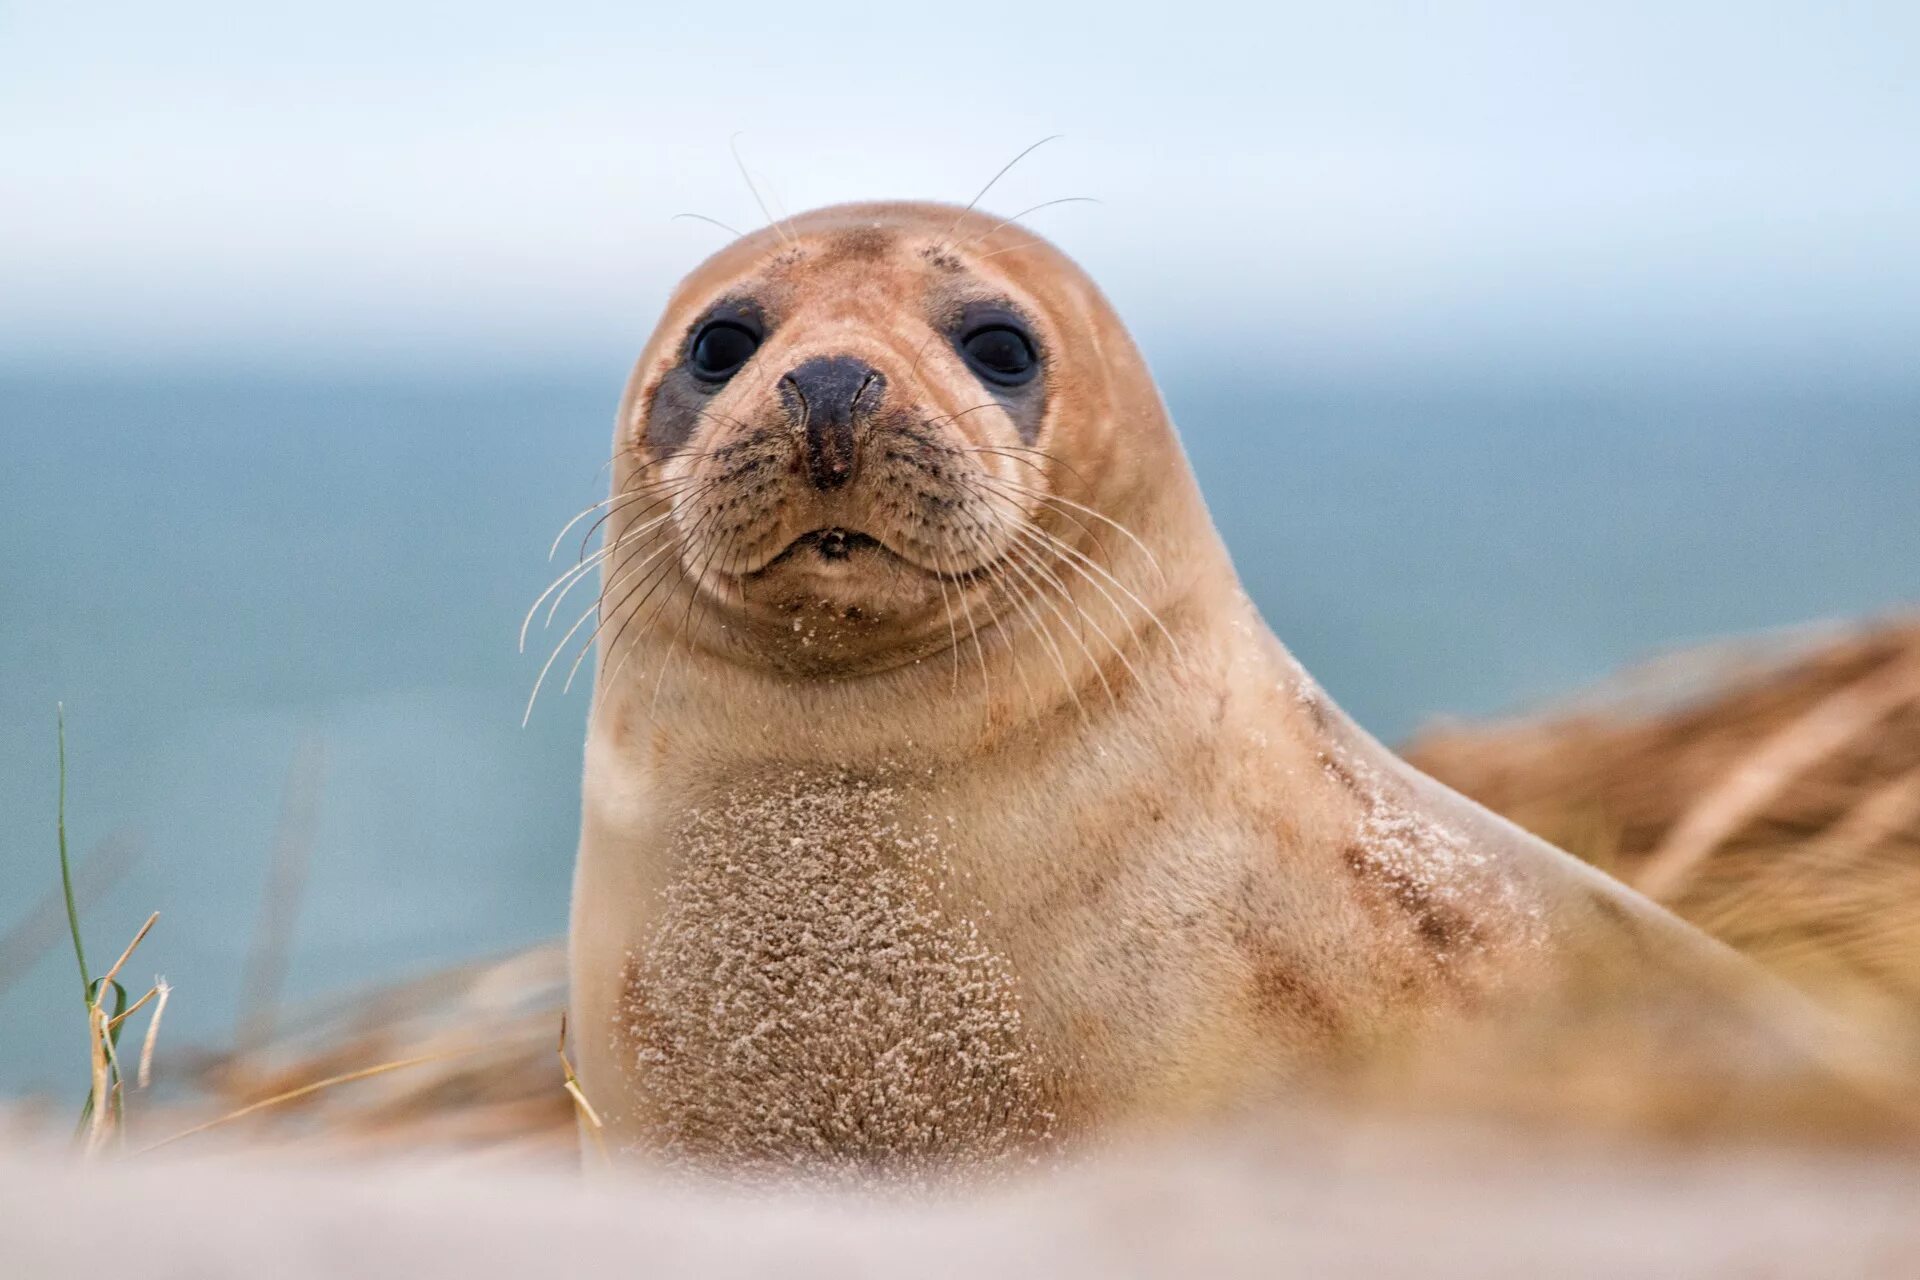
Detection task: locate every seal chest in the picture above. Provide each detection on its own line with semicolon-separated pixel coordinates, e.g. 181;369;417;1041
616;770;1059;1185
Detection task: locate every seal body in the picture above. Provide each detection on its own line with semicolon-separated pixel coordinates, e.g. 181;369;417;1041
566;203;1863;1182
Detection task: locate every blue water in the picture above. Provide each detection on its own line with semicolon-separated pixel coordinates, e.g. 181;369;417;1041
2;368;1917;1092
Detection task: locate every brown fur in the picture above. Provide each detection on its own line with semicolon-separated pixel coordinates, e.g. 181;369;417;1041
568;203;1891;1182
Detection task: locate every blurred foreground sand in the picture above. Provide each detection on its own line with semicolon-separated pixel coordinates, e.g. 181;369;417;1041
3;1118;1919;1278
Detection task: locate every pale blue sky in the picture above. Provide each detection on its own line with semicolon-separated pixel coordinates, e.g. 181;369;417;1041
3;2;1916;380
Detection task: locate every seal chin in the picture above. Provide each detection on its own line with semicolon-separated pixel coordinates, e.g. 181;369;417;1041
698;525;968;675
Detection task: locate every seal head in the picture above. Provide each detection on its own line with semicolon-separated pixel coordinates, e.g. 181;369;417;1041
604;201;1185;682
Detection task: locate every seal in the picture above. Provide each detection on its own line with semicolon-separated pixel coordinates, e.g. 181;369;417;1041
564;201;1886;1183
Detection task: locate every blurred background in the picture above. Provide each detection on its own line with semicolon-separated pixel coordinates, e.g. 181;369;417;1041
2;2;1916;1092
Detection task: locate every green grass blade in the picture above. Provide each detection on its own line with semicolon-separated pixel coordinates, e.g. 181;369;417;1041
94;978;129;1046
56;704;92;1001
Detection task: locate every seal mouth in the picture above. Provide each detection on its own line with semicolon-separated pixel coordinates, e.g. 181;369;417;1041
728;526;1002;588
747;526;890;576
795;527;880;561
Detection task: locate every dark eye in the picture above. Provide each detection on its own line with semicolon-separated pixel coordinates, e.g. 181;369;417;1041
688;321;760;382
960;324;1038;386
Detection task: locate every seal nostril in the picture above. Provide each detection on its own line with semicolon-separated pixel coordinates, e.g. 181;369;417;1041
781;355;884;492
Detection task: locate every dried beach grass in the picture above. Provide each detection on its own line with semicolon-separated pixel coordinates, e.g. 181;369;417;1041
1408;614;1920;1050
170;614;1920;1158
178;946;576;1159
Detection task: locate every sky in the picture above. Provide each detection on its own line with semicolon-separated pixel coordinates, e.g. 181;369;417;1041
3;2;1918;383
2;2;1917;1090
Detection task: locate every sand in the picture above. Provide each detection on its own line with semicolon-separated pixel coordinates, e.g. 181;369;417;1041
3;1118;1918;1278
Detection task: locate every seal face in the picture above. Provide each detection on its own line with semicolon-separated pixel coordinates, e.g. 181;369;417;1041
597;208;1095;681
565;202;1863;1184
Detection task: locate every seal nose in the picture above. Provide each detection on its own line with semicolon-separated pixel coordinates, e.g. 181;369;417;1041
782;356;883;492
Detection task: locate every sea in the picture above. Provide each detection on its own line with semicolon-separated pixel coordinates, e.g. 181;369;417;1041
2;366;1916;1092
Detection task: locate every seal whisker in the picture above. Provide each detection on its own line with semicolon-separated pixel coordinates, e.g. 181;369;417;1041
555;471;702;568
957;440;1047;478
653;526;743;715
524;500;695;653
1015;536;1151;694
973;239;1048;262
950;499;1083;715
540;501;704;716
987;509;1146;698
523;544;619;653
525;541;659;725
729;133;795;247
969;472;1167;582
935;531;996;707
944;135;1064;242
543;505;694;633
989;515;1091;645
921;401;1020;451
557;448;721;563
618;521;729;710
997;532;1116;708
672;211;746;239
601;526;712;708
952;447;1116;565
525;518;698;724
962;441;1098;498
577;505;726;700
568;473;709;569
546;452;710;560
970;482;1180;660
928;539;965;693
965;541;1052;715
652;515;740;709
959;197;1102;250
961;443;1109;547
903;330;950;406
589;440;649;485
685;406;759;440
548;494;637;563
530;476;722;644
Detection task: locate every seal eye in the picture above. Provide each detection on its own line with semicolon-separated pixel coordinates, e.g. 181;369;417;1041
960;324;1038;386
688;321;760;382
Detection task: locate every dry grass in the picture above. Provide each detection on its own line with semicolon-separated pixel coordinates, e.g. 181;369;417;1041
175;946;576;1159
143;614;1920;1158
1408;614;1920;1050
